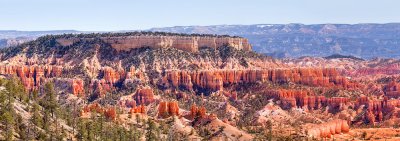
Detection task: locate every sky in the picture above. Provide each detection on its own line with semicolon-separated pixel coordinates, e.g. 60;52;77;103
0;0;399;31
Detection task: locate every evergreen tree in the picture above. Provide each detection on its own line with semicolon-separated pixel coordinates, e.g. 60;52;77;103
76;119;88;140
145;119;159;141
31;89;38;101
16;114;28;140
2;111;14;141
0;79;16;141
31;102;42;127
41;82;59;118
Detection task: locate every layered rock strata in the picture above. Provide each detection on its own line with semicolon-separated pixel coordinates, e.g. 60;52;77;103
56;35;252;52
158;101;179;118
306;119;350;138
159;68;358;92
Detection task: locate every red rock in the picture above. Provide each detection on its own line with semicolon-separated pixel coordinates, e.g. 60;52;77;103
354;68;400;76
189;104;207;120
307;119;350;138
82;103;103;114
134;87;155;105
158;101;179;118
326;97;349;113
105;107;117;120
354;96;400;125
123;99;136;108
190;104;198;120
71;79;85;97
222;91;238;101
130;105;145;114
281;97;297;109
384;81;400;98
103;67;121;85
160;68;358;93
89;80;110;98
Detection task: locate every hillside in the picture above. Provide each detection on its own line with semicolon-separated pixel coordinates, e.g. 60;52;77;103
1;32;400;140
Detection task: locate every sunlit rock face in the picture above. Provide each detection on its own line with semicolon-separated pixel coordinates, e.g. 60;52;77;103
158;101;179;118
56;35;252;53
262;89;350;113
306;119;350;138
159;68;358;93
134;87;155;105
353;96;400;125
384;81;400;98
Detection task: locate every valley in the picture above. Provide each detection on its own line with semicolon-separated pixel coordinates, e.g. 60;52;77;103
0;32;400;140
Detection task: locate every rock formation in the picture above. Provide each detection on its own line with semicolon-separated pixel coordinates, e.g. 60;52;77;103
263;89;350;113
384;81;400;98
71;79;85;97
56;35;252;53
189;104;207;120
160;68;358;92
105;107;117;120
130;105;146;114
354;96;400;125
134;87;155;105
306;119;350;138
158;101;179;118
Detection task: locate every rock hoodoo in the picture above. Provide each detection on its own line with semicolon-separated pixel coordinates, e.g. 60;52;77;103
306;119;350;138
158;101;180;118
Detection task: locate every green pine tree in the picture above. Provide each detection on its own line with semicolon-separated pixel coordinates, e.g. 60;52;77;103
31;102;42;127
145;119;159;141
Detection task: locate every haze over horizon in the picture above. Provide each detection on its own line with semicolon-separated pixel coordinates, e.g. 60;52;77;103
1;0;399;31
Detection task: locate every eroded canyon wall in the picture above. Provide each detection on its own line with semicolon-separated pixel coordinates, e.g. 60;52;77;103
56;36;252;52
159;68;358;92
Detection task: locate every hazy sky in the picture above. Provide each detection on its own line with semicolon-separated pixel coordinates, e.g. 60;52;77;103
0;0;398;31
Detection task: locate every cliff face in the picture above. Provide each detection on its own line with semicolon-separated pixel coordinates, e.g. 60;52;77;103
158;101;179;118
354;96;400;124
384;81;400;98
159;68;358;92
57;35;252;53
306;119;350;138
263;89;350;113
134;87;155;105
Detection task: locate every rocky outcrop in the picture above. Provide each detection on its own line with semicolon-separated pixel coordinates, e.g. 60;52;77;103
55;35;252;53
384;81;400;98
71;79;84;97
105;107;117;120
89;79;109;98
158;101;179;118
0;65;64;90
264;89;350;113
306;119;350;138
87;66;146;98
189;104;207;120
130;105;146;114
354;68;400;76
0;65;88;96
81;103;104;114
160;68;358;92
134;87;155;105
355;96;400;125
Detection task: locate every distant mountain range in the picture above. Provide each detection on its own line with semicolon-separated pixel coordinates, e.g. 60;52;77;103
2;23;400;59
149;23;400;59
0;30;81;47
